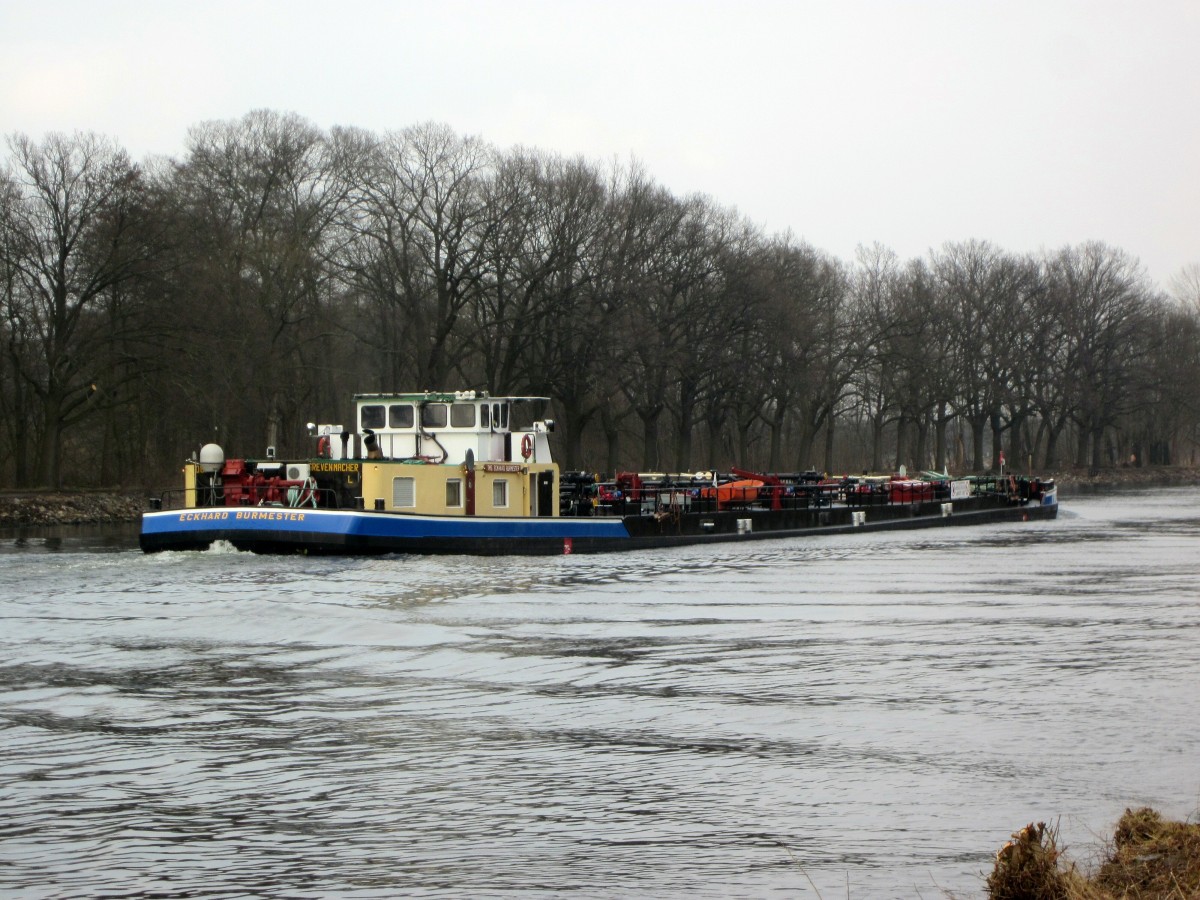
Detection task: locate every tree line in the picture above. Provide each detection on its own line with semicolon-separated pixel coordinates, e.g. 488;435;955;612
2;110;1197;490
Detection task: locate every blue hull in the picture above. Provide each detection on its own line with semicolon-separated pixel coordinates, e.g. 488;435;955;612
140;507;632;555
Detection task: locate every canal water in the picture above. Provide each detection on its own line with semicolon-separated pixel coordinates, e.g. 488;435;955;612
1;489;1198;898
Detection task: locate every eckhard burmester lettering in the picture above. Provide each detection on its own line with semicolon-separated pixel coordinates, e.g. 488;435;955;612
178;510;308;522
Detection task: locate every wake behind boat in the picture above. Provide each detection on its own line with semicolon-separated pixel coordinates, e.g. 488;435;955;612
140;390;1057;555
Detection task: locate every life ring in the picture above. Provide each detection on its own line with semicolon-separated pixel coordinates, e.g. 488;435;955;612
520;434;533;460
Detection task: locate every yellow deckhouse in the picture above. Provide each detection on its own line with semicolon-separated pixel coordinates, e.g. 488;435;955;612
337;391;559;519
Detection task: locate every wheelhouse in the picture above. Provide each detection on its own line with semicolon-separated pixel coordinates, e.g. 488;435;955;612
352;390;551;466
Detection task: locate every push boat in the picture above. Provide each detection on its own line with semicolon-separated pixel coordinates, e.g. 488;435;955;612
140;391;1058;555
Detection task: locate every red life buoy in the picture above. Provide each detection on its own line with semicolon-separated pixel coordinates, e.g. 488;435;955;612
521;434;533;460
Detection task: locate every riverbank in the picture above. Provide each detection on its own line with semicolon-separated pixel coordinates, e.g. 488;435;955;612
987;808;1200;899
4;466;1200;527
1051;465;1200;493
0;491;146;527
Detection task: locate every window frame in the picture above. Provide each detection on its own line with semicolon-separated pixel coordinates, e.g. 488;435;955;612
361;405;386;429
389;404;415;428
392;476;416;509
421;403;448;428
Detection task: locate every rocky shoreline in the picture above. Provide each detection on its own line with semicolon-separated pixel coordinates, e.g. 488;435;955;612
2;467;1200;529
0;491;147;528
1049;465;1200;491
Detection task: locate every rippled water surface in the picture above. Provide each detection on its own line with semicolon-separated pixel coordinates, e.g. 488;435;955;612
2;489;1199;898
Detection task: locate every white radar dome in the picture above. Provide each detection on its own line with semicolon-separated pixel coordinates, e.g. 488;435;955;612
199;443;225;473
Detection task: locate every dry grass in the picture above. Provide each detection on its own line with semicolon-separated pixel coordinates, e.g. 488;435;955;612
1094;808;1200;899
986;821;1106;900
986;809;1200;900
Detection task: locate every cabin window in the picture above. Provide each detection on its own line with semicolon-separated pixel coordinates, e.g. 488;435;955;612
481;404;490;428
389;404;414;428
446;478;463;508
361;405;385;429
490;403;509;430
421;403;448;428
450;403;475;428
392;476;415;508
492;479;508;508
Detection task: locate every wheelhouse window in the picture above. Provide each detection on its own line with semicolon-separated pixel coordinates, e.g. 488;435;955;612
492;479;508;508
421;403;448;428
488;403;510;430
361;405;385;429
481;404;490;428
392;477;415;508
450;403;475;428
389;404;414;428
446;478;463;508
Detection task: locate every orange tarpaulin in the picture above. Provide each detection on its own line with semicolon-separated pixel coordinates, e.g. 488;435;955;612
700;479;763;509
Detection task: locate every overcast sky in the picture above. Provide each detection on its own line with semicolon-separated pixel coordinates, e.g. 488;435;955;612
2;0;1196;287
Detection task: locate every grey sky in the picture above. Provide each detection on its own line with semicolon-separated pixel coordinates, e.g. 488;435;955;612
2;0;1196;287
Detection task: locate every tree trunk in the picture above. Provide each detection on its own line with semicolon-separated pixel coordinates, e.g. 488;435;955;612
266;388;283;456
562;414;585;471
990;410;1004;471
641;408;660;471
795;422;817;473
600;410;621;474
704;412;726;471
971;416;987;472
1090;425;1105;472
933;402;949;472
870;412;885;472
1008;413;1026;473
737;407;758;467
1044;418;1065;469
823;415;835;474
1074;424;1090;469
37;395;64;489
1032;418;1049;470
675;405;694;472
768;408;785;472
914;412;929;474
5;361;32;487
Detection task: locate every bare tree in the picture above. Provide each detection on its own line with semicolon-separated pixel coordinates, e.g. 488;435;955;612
932;241;1030;471
335;123;493;391
0;132;155;487
489;153;613;466
168;110;343;455
605;169;691;470
1169;262;1200;311
1047;242;1154;470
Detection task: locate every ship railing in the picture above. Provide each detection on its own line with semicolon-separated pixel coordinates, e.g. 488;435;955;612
964;474;1048;503
562;471;1072;518
580;478;956;518
148;487;344;511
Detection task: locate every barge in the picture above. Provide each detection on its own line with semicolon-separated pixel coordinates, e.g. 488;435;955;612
140;390;1058;555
